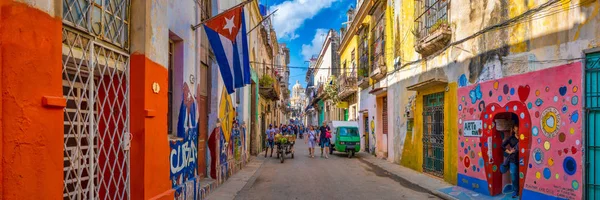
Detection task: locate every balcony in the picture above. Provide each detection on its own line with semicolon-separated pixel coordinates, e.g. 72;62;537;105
414;0;451;56
369;56;387;81
338;71;358;99
259;75;280;100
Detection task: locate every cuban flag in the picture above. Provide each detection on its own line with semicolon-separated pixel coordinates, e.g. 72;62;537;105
204;5;251;94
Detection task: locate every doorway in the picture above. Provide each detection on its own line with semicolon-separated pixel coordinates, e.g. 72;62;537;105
423;92;445;178
364;114;370;153
493;113;521;194
250;82;257;155
585;52;600;199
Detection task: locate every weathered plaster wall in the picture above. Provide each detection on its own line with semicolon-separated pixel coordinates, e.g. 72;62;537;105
1;1;63;199
385;0;599;188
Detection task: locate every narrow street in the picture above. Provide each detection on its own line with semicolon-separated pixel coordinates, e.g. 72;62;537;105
233;139;439;200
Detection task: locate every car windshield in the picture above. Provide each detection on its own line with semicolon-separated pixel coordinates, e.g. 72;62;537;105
338;127;359;137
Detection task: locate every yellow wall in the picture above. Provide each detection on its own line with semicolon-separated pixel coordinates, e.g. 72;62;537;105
340;35;357;75
400;83;458;184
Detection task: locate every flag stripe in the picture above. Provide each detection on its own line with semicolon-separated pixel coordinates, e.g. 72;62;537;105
205;25;235;94
241;10;251;85
232;40;243;88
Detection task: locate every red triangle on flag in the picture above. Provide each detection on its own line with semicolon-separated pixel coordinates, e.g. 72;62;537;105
205;6;243;42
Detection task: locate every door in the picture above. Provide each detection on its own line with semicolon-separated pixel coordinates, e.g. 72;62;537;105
250;83;257;155
62;34;130;199
586;52;600;199
344;109;349;121
423;92;445;178
364;115;370;153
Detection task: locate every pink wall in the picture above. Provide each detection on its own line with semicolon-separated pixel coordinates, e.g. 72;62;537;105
457;63;583;199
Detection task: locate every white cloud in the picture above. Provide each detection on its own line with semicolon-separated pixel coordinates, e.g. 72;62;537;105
301;28;328;60
270;0;338;40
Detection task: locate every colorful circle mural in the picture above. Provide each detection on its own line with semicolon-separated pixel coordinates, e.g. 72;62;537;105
541;107;561;138
563;156;577;176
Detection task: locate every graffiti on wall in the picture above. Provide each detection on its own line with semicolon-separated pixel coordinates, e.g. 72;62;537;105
170;82;199;199
370;118;376;154
457;63;583;199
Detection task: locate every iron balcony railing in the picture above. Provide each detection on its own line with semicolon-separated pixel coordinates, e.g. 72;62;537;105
414;0;449;40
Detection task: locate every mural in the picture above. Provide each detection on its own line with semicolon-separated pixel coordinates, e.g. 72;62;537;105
170;82;199;199
370;118;376;154
457;63;583;199
207;88;236;183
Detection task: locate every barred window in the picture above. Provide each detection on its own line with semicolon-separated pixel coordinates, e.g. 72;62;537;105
415;0;449;40
63;0;131;50
358;26;369;77
371;4;385;72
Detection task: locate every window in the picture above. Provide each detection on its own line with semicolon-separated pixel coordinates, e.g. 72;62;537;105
350;49;356;76
415;0;449;40
168;40;174;135
338;127;359;137
371;4;385;73
63;0;130;49
358;27;369;78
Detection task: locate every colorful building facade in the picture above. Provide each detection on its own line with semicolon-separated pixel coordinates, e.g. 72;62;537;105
0;0;281;199
348;0;600;199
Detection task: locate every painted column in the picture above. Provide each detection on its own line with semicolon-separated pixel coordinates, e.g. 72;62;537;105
0;1;63;199
129;0;173;199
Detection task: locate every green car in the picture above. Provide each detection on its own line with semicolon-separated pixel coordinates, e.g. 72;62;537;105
328;121;361;158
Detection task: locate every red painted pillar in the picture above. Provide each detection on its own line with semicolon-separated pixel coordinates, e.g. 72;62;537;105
129;54;174;200
0;1;63;199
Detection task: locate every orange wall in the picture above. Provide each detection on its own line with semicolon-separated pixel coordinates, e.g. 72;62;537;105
130;54;174;200
0;1;63;199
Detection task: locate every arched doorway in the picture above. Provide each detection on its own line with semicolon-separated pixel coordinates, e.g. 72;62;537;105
480;101;532;196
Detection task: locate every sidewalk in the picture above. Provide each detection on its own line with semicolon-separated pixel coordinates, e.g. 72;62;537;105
358;153;516;200
206;156;265;200
357;152;456;200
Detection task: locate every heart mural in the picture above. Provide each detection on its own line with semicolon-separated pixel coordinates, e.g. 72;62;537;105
518;85;530;102
479;101;532;196
457;63;584;199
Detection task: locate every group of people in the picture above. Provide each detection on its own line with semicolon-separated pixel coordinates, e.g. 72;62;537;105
264;123;304;157
304;122;332;159
264;122;332;159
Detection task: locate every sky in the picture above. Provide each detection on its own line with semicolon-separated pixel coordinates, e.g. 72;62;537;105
263;0;356;91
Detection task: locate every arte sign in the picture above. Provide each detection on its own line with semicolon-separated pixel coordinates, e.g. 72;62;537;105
463;120;482;137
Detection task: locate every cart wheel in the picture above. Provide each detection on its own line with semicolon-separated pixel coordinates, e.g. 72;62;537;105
352;150;355;157
280;155;284;163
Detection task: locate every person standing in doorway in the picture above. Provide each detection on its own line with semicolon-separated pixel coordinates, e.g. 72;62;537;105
318;122;330;159
501;124;520;198
306;126;317;158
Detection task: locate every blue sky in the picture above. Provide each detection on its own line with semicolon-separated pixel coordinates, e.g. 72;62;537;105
263;0;355;91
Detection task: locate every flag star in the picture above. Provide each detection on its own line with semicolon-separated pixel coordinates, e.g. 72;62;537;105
223;16;236;34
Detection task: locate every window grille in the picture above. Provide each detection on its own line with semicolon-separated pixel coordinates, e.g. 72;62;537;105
414;0;449;40
63;0;131;50
422;92;444;178
371;4;385;72
62;12;130;200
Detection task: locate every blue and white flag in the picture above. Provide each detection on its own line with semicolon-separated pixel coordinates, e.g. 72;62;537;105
204;5;251;94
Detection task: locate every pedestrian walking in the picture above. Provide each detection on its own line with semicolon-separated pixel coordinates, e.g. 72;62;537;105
305;126;317;158
265;124;275;157
318;122;330;159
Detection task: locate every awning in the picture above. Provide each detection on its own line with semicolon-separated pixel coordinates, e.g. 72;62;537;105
406;78;448;91
369;87;387;96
